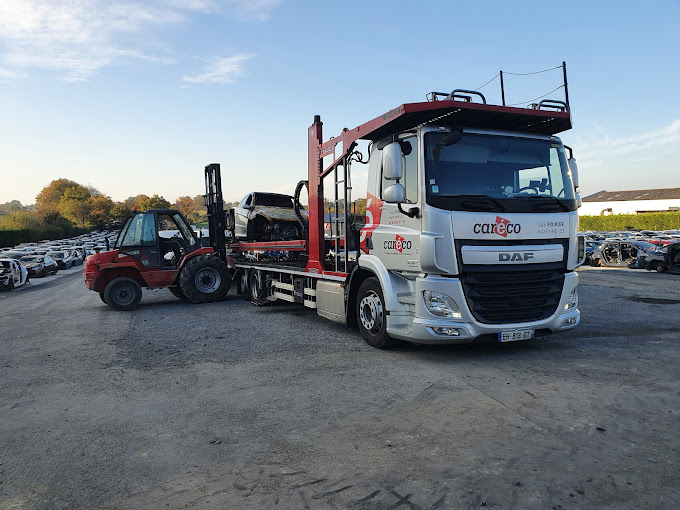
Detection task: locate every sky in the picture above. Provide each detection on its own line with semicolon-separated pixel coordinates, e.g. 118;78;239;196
0;0;678;206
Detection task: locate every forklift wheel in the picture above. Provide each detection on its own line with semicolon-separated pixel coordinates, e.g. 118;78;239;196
104;277;142;311
169;287;187;300
179;255;230;303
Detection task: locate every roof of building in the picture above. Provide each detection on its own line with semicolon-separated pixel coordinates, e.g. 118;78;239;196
582;188;680;202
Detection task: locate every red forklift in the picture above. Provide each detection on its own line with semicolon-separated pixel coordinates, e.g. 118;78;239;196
83;208;232;310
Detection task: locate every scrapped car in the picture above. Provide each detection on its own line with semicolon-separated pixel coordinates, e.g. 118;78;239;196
230;192;308;241
0;258;29;290
590;240;656;268
644;242;680;274
47;250;74;270
19;255;59;278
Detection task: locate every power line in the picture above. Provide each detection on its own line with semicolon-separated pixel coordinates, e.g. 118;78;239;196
507;85;565;106
503;65;563;76
473;73;499;91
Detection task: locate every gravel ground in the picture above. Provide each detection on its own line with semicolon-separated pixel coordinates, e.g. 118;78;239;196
1;267;679;509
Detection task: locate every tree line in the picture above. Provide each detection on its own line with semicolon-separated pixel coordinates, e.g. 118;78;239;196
0;179;223;241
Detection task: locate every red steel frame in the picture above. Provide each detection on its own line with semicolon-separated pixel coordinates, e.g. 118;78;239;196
305;99;572;275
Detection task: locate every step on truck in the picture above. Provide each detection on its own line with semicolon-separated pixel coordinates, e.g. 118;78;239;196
208;64;587;348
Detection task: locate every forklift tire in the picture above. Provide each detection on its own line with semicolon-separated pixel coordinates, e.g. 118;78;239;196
104;277;142;311
169;287;187;300
356;277;398;349
179;255;230;303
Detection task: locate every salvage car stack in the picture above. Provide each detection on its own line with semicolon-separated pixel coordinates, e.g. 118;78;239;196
0;229;119;292
584;229;680;274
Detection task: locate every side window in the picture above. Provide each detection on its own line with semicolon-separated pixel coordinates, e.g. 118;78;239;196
244;194;253;208
381;136;418;204
121;213;157;247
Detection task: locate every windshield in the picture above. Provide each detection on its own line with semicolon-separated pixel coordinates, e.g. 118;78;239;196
254;193;294;208
424;132;577;212
21;256;41;262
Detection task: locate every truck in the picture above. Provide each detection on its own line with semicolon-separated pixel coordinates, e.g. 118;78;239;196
210;67;586;348
86;64;586;348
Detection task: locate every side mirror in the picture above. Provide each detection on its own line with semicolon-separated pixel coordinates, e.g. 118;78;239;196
382;142;404;180
383;183;406;203
568;157;580;190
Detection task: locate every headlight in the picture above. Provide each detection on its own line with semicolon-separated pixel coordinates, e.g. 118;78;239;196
423;291;462;318
564;288;578;310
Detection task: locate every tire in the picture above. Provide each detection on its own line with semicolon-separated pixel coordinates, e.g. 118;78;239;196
99;291;106;303
169;286;187;300
655;262;666;273
238;269;250;300
104;277;142;311
249;269;268;305
178;255;230;303
356;277;397;349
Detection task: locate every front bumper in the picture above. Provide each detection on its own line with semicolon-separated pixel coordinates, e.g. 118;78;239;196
388;272;580;344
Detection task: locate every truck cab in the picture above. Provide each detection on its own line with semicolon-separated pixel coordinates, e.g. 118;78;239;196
358;124;582;344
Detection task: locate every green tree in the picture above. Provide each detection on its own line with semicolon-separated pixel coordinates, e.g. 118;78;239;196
149;194;171;210
35;178;80;216
0;200;25;215
174;196;200;222
58;186;92;226
0;210;43;230
110;203;133;221
89;195;115;226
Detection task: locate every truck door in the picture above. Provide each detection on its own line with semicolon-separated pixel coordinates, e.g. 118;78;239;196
371;135;422;272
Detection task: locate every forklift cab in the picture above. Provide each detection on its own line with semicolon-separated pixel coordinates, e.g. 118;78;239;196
115;210;200;268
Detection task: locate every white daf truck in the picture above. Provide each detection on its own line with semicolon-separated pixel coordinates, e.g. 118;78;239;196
207;72;585;349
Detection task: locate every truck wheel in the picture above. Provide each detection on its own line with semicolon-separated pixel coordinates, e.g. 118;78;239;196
249;269;268;305
238;269;250;300
169;287;187;300
356;277;397;349
104;277;142;311
179;255;230;303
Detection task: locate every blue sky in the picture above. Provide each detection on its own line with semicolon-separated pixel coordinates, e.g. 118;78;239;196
1;0;678;205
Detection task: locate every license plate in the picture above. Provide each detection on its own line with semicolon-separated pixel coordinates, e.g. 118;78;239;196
498;329;534;342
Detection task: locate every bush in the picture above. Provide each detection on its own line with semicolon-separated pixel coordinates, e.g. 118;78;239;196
580;212;680;232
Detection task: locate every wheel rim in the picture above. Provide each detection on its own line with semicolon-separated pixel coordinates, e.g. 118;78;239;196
251;271;262;300
195;267;221;293
113;283;136;306
240;271;248;293
359;291;383;334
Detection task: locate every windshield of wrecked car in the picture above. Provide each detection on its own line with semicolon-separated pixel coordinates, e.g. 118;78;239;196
20;256;42;262
254;194;294;208
424;132;577;212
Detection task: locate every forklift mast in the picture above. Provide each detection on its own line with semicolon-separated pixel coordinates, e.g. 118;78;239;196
204;163;226;262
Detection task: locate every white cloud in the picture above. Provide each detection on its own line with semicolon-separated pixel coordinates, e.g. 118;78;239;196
182;53;254;84
0;0;278;80
579;119;680;154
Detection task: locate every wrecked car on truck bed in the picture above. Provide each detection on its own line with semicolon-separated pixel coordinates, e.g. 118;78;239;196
229;192;308;241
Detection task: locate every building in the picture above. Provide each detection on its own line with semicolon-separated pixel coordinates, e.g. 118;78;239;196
580;188;680;216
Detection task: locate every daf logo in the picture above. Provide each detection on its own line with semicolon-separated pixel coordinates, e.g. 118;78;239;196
499;252;534;262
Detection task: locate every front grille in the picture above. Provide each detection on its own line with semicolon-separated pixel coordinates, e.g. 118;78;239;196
462;269;564;324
